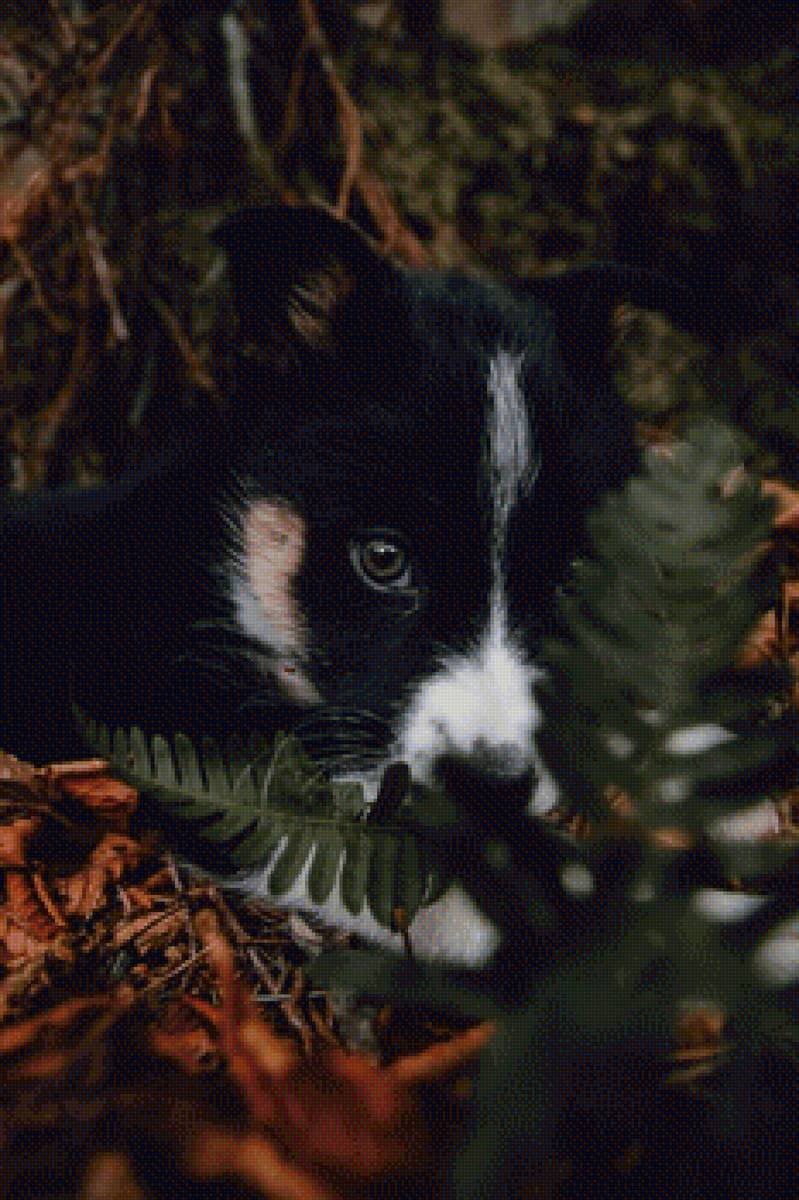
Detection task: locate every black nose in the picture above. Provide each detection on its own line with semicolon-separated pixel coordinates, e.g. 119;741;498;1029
436;750;535;829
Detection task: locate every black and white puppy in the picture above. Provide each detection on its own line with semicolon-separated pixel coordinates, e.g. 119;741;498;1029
1;206;681;964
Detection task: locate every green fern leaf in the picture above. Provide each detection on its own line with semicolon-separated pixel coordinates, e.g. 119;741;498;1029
538;418;785;829
340;825;372;917
73;708;449;930
307;830;345;905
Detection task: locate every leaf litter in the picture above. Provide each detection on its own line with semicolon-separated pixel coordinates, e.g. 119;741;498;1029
0;747;493;1198
1;0;799;1194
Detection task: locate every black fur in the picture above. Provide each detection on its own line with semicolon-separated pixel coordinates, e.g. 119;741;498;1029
1;206;680;770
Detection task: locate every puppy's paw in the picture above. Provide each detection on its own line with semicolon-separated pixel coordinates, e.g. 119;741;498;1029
405;883;500;967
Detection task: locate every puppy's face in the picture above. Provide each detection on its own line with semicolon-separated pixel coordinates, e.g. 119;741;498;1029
215;208;639;799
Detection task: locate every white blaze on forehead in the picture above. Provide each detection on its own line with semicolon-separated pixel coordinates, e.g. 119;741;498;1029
389;348;551;797
486;348;538;565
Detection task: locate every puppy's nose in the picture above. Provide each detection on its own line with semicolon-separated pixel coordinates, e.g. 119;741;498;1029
436;746;535;817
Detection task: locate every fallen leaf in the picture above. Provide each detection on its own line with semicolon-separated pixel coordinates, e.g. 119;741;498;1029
184;913;437;1186
149;1000;220;1075
3;869;66;941
59;834;143;919
190;1129;337;1200
0;996;108;1055
0;817;41;868
56;770;138;830
79;1152;147;1200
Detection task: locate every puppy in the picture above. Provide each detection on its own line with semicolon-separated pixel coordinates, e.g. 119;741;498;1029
0;206;682;964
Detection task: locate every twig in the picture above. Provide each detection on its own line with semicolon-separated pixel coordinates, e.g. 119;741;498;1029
293;0;427;266
31;870;68;927
355;166;428;266
23;268;89;485
164;852;199;967
85;1;148;85
132;60;160;126
112;901;184;947
220;10;299;203
197;883;322;1048
134;945;210;998
73;184;128;343
62;88;128;184
8;242;70;334
275;35;310;157
46;0;78;53
305;991;339;1043
296;0;363;217
148;292;216;394
0;274;23;377
221;10;262;155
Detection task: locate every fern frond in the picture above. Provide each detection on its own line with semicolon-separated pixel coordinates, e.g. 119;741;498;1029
73;708;448;929
537;418;785;830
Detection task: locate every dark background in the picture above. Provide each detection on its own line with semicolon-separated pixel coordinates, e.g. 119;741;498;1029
1;0;797;487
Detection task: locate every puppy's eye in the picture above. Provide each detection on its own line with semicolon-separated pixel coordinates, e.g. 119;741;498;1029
350;533;412;590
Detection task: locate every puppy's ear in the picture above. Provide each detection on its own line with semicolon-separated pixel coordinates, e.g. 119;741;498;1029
522;264;699;385
213;205;391;362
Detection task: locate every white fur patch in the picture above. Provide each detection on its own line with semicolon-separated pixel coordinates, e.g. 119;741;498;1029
227;497;320;705
486;349;538;567
218;350;557;967
242;499;306;649
393;348;542;790
393;602;543;787
233;850;500;967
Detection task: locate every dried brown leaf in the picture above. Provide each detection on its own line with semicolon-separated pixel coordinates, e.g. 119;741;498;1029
185;914;436;1184
149;1000;220;1076
0;996;108;1055
79;1152;147;1200
0;817;41;867
55;767;137;830
58;833;144;919
3;869;66;942
0;144;52;243
0;753;39;794
190;1128;337;1200
763;479;799;530
390;1020;496;1086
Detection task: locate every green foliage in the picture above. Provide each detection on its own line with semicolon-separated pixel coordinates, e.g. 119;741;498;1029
78;419;799;1197
445;420;799;1198
435;419;799;1198
538;418;781;830
72;710;450;930
328;416;797;1200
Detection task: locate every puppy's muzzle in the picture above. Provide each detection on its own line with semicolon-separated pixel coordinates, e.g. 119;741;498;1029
436;746;535;828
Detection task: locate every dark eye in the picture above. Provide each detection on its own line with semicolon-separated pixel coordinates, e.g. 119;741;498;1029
350;533;412;590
